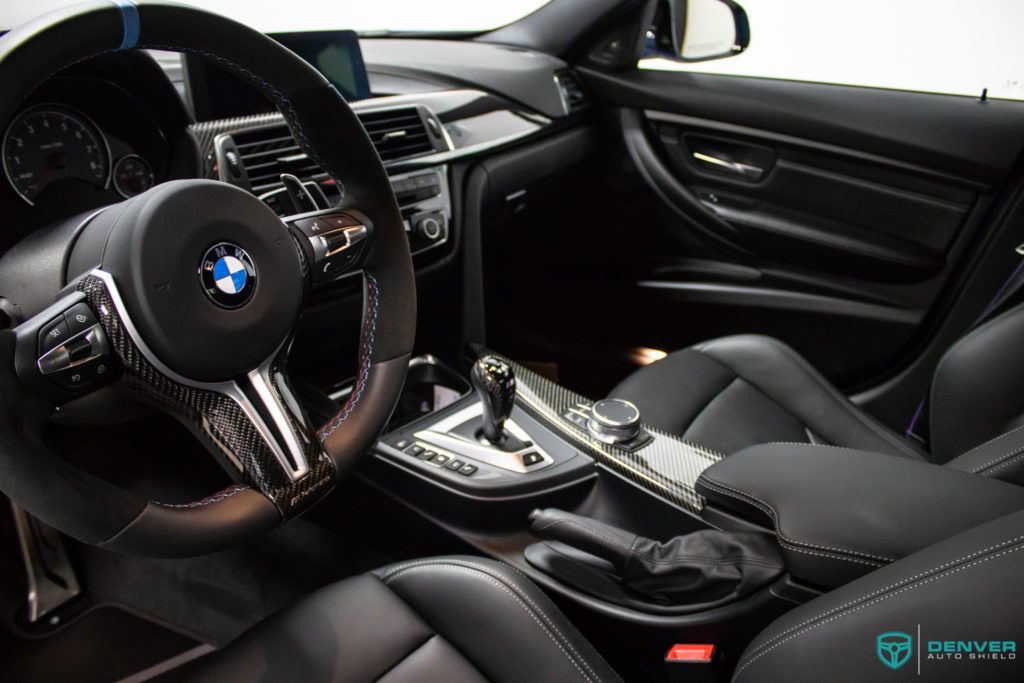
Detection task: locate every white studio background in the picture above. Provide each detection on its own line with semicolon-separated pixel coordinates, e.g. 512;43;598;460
642;0;1024;101
0;0;552;33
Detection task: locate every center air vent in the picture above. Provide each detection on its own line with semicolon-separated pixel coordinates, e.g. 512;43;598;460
231;128;327;195
222;106;440;195
358;108;436;162
554;70;588;114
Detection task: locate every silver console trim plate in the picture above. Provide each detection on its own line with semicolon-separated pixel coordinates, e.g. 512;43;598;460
415;402;554;474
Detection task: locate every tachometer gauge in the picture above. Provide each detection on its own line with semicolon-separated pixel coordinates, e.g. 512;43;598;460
2;105;110;205
113;154;155;198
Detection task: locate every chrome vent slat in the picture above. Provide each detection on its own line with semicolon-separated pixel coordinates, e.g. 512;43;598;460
230;106;435;189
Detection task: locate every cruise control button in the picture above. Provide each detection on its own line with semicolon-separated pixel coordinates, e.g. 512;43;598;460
458;464;477;476
38;346;71;374
39;317;71;354
64;303;98;336
64;335;93;363
50;355;110;391
445;459;465;471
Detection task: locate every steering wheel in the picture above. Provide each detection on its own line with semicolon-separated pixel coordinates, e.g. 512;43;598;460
0;2;416;556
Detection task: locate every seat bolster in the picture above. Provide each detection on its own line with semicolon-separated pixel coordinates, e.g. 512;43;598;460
172;557;621;683
944;424;1024;486
375;556;622;683
732;508;1024;682
930;303;1024;462
694;335;924;459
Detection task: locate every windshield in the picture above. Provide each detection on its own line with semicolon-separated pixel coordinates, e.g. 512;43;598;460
2;0;552;33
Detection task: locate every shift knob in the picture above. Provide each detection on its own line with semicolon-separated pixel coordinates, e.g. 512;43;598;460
471;356;516;444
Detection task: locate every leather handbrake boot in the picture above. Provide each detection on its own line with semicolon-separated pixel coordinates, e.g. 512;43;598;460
529;508;785;606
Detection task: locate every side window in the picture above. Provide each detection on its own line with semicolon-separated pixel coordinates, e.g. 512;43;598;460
641;0;1024;101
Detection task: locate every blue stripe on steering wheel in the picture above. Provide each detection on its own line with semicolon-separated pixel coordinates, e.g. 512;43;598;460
110;0;140;50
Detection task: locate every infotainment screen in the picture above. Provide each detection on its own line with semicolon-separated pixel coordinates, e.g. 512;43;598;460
184;29;371;121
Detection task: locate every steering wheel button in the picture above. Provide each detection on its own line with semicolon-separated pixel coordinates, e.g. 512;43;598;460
38;317;71;354
37;346;71;374
64;303;98;336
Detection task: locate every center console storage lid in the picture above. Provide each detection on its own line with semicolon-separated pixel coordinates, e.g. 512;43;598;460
695;444;1024;589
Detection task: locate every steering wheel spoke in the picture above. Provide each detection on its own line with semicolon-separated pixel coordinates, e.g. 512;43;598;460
74;271;336;517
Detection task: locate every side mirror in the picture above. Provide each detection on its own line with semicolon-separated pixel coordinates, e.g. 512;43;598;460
665;0;750;62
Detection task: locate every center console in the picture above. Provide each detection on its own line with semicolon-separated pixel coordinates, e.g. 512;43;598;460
375;353;724;511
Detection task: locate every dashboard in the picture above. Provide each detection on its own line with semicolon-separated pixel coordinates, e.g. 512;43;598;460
0;51;197;251
0;31;588;278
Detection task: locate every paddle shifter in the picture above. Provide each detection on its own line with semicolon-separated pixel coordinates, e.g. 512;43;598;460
471;356;516;445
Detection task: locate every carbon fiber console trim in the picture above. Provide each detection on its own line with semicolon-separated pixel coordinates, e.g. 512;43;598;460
77;273;335;517
496;354;723;512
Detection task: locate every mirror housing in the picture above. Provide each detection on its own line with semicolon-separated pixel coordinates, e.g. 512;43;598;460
660;0;750;62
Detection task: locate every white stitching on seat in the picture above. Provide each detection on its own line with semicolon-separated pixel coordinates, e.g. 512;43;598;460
980;450;1024;477
378;558;621;682
696;336;921;458
698;477;891;564
733;541;1024;680
737;531;1024;665
945;423;1024;467
384;564;598;682
966;444;1024;474
481;562;625;682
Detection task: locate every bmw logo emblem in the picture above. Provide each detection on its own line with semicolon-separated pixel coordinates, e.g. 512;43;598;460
199;242;257;308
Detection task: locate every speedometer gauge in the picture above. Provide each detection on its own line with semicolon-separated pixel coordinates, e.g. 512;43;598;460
2;105;110;205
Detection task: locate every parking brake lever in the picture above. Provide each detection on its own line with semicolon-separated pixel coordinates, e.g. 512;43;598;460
529;508;784;606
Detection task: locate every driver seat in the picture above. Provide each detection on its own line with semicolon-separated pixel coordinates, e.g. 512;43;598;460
169;556;622;682
171;504;1024;682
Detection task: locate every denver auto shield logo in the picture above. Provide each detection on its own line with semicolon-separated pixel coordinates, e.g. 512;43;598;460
877;632;914;670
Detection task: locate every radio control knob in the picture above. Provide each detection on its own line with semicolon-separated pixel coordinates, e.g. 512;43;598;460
587;399;641;444
416;215;443;240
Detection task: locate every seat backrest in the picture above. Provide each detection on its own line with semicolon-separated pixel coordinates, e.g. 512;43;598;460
930;301;1024;462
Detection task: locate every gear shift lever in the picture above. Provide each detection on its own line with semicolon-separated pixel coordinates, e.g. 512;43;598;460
471;356;516;445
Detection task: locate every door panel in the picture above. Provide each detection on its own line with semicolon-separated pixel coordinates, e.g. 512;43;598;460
489;67;1024;394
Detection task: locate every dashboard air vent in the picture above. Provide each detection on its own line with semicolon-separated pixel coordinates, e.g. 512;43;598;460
554;70;588;114
358;107;435;162
231;127;327;195
227;106;436;194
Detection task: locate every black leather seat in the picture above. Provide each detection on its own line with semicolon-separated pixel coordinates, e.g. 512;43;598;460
175;531;1024;682
608;303;1024;484
173;556;622;683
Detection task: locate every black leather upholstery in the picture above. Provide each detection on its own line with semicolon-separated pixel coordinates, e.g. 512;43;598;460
733;508;1024;682
697;444;1024;588
608;335;923;458
930;303;1024;463
173;556;621;683
609;304;1024;484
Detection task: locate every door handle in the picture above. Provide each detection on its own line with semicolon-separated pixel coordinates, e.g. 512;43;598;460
692;151;765;180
